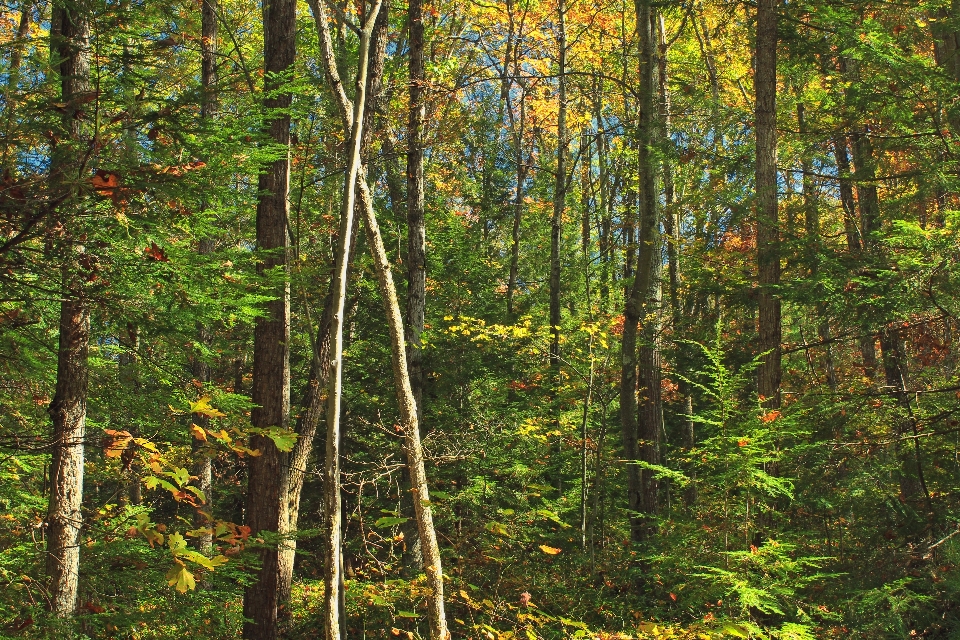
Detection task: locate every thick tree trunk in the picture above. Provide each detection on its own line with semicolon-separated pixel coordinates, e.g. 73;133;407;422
621;0;660;544
45;0;91;617
242;0;295;635
755;0;781;408
358;174;450;640
47;297;89;616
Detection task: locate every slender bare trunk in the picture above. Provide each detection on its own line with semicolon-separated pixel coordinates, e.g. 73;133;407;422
358;174;449;640
242;0;295;635
191;0;218;557
308;0;382;635
402;0;428;571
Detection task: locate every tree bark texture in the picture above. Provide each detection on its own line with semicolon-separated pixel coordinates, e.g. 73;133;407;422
242;0;295;635
45;0;91;617
755;0;781;408
621;0;660;544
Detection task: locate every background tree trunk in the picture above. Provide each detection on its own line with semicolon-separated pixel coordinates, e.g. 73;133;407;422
755;0;781;408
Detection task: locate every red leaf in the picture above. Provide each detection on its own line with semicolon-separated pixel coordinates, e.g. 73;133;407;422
144;242;169;262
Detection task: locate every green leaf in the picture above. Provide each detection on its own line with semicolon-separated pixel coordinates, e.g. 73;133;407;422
396;611;419;618
374;516;409;527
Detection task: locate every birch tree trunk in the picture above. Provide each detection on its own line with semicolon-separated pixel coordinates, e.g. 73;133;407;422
358;175;450;640
307;0;382;635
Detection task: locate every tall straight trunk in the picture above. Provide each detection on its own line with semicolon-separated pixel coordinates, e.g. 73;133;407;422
507;99;528;316
192;0;218;557
45;0;91;617
402;0;428;571
280;4;388;604
549;0;566;367
358;176;450;639
621;0;659;543
309;0;382;635
755;0;780;408
658;16;694;505
850;125;881;375
798;103;836;390
406;0;427;406
547;0;567;493
242;0;295;635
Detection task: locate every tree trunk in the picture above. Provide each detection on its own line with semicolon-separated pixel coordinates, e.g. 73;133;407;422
309;0;383;635
403;0;428;571
755;0;780;408
191;0;218;557
549;0;566;370
242;0;295;635
1;0;33;169
621;0;660;544
358;173;450;640
45;0;91;617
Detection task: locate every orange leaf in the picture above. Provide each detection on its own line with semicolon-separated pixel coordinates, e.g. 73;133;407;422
538;545;561;555
189;423;207;441
144;242;169;262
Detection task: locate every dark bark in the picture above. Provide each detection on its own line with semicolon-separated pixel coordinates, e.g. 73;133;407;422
402;0;428;572
45;0;91;617
621;0;660;543
755;0;781;408
242;0;295;635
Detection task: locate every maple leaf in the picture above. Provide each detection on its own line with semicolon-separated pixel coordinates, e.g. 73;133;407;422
189;423;207;441
144;242;169;262
189;396;226;418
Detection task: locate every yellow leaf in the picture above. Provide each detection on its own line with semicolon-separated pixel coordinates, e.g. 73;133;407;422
539;545;561;555
189;396;226;418
165;563;196;593
189;424;207;441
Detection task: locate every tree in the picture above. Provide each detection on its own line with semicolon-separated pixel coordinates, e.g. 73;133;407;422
45;0;91;616
242;0;295;634
755;0;780;408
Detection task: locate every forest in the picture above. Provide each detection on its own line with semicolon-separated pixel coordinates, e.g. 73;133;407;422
1;0;960;637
